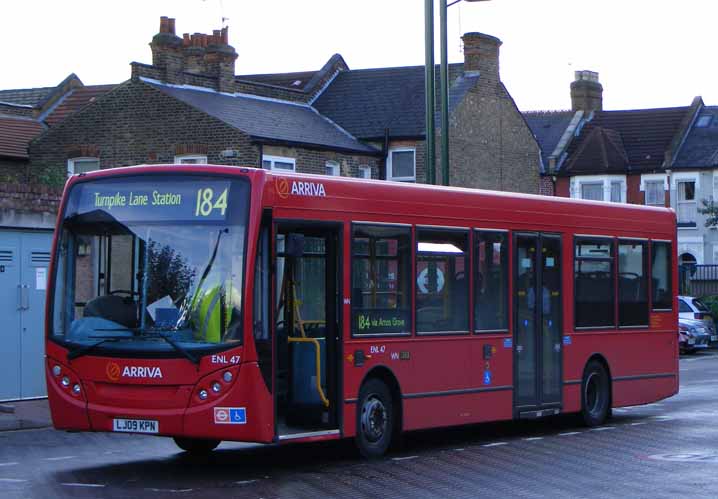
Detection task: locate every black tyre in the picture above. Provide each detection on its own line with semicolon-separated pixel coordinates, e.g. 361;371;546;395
356;378;394;458
173;437;221;454
580;360;611;427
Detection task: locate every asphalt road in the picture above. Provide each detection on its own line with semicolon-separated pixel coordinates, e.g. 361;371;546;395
2;351;717;498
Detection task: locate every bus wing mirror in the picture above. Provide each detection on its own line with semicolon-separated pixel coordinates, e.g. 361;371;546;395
286;233;305;258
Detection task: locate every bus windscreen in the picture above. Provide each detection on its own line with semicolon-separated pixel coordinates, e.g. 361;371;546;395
49;175;250;357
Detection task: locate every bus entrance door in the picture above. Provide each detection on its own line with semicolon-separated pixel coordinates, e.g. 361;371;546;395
514;233;562;418
274;223;340;439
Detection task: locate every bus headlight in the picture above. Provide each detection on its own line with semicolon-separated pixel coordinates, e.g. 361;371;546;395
223;371;233;383
72;384;81;395
52;365;62;377
211;382;222;393
61;376;70;388
199;389;209;400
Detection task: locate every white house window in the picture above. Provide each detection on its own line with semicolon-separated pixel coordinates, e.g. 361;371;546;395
387;148;416;182
174;154;207;164
580;182;603;201
644;180;665;206
358;165;372;179
572;175;626;203
677;180;697;224
325;161;340;176
610;181;622;202
67;157;100;176
262;155;296;172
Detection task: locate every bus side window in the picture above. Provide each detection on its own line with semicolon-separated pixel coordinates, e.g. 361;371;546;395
618;240;648;327
351;224;411;336
651;241;673;311
474;230;509;332
416;228;469;334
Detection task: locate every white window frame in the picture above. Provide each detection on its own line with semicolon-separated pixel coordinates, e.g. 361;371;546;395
174;154;208;165
358;165;372;179
640;173;668;206
569;174;627;203
387;148;416;182
325;160;340;176
262;155;296;172
676;178;697;225
67;157;100;176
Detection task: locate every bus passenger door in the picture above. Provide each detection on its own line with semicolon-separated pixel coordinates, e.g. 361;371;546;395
273;222;340;439
514;233;562;417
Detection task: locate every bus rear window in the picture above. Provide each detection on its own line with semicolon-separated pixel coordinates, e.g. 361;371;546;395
651;241;672;310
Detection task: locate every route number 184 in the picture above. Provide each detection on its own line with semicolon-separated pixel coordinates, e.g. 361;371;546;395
195;187;228;217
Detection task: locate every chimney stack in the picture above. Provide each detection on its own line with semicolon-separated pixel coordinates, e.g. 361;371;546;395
571;70;603;112
462;32;502;82
150;17;238;92
150;16;184;84
204;26;238;93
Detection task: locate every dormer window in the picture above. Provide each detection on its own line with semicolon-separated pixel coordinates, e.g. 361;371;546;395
696;115;713;128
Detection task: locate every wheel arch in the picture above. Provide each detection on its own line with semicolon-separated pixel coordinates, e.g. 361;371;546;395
359;365;403;434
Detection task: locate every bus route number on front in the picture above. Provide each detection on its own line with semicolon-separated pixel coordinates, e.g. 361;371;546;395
195;187;228;217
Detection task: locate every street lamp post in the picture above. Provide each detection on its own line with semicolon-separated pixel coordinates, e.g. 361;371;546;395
426;0;490;186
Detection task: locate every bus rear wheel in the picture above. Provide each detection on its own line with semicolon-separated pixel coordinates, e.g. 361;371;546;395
580;360;610;427
173;437;221;454
356;378;394;458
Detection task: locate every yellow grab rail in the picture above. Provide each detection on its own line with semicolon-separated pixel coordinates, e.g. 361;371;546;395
287;337;330;408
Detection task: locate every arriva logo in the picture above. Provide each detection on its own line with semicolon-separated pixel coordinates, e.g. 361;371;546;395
122;366;164;379
291;181;326;197
106;362;121;381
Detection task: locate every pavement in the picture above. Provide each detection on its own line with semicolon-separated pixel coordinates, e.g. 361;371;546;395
0;398;52;431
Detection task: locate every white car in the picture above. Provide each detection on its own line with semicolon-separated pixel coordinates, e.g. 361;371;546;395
678;296;717;346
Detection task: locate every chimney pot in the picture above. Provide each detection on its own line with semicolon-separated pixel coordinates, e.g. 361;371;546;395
221;27;228;44
168;18;176;35
159;16;169;33
183;33;190;47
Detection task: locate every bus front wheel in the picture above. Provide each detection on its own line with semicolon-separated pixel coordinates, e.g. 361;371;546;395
580;360;611;427
356;378;394;458
173;437;221;454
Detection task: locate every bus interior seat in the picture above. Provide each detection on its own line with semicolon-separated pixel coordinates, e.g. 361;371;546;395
83;295;138;328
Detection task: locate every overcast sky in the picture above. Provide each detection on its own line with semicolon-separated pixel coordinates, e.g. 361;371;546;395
2;0;717;111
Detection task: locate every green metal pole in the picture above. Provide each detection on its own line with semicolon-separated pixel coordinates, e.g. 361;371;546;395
440;0;450;186
424;0;435;185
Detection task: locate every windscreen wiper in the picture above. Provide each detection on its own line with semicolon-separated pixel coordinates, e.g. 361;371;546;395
148;331;200;366
93;327;200;366
67;338;120;361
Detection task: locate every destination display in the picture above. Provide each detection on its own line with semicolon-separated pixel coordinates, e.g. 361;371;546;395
73;179;231;222
354;308;410;335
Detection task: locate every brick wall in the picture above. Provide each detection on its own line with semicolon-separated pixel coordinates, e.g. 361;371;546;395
439;82;540;193
555;177;570;197
0;157;28;183
262;145;380;178
539;176;554;196
0;181;62;214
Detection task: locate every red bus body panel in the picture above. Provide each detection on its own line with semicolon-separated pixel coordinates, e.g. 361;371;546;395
45;165;678;444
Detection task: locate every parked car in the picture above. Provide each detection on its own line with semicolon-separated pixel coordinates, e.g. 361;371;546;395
679;318;713;354
678;296;716;346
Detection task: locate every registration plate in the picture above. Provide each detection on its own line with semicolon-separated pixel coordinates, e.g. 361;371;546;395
113;418;159;434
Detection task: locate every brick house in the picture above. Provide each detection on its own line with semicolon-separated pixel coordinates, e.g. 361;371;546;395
27;17;540;194
524;71;718;265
